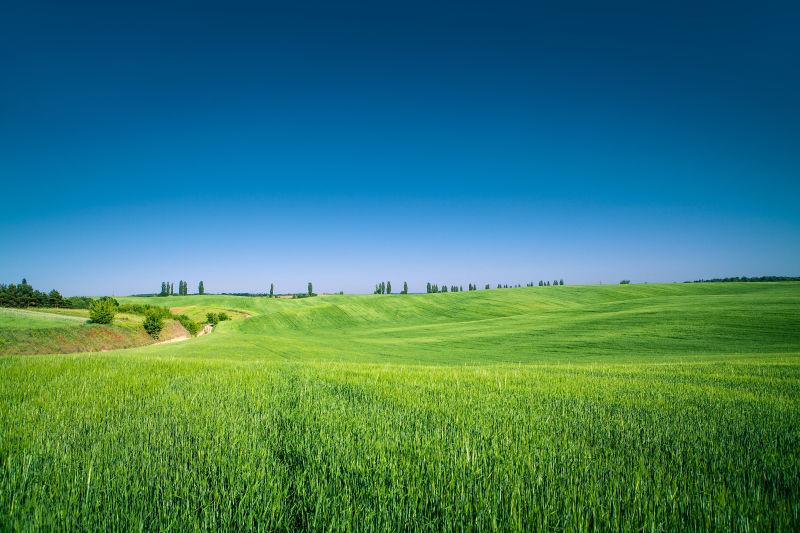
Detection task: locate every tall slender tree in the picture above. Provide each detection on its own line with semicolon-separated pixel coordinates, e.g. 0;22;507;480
199;281;205;295
402;281;408;294
386;281;392;294
269;283;274;297
307;282;313;296
426;282;431;293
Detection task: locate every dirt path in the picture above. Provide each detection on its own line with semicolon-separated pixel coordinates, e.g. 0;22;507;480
154;335;190;345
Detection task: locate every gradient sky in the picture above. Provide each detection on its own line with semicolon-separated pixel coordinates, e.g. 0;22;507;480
1;0;799;295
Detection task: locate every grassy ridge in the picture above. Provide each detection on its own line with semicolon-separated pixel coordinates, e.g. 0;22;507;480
1;283;799;530
121;282;800;364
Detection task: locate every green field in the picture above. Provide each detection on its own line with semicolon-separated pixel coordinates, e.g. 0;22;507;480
1;283;799;530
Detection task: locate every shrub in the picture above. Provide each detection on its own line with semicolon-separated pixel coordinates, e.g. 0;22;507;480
65;296;94;309
620;280;631;285
175;314;200;336
217;312;230;322
143;313;164;339
119;303;171;319
206;313;219;326
89;298;116;324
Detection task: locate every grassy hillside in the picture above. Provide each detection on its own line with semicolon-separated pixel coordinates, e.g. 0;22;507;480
0;308;187;355
1;283;799;530
121;282;800;363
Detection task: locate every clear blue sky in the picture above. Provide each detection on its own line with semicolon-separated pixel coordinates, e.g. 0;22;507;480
2;0;798;295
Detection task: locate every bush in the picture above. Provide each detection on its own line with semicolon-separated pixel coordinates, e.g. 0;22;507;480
119;303;171;319
89;298;116;324
65;296;94;309
143;313;164;339
217;312;230;322
206;313;219;326
620;280;631;285
174;314;200;336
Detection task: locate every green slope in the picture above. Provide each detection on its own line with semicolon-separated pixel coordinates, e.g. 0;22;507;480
1;283;799;530
121;282;800;363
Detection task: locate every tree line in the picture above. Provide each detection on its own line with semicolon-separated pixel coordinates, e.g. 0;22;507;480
0;279;71;308
690;276;800;283
158;280;205;296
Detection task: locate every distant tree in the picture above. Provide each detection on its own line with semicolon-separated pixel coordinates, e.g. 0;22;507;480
553;280;558;287
402;281;408;294
426;282;431;294
308;282;313;296
559;279;564;286
620;280;631;285
442;285;448;293
143;313;164;339
269;283;274;298
89;298;116;324
48;289;65;308
387;281;392;294
199;281;205;295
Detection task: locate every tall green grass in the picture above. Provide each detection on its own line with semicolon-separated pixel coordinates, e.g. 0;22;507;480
1;283;799;530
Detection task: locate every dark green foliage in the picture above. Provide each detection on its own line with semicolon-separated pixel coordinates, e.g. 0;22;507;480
620;280;631;284
217;312;230;322
560;279;564;285
66;296;94;309
691;276;800;283
308;282;313;297
426;282;431;294
199;281;205;295
269;283;274;298
402;282;408;294
485;284;490;290
142;313;164;339
206;313;219;326
174;314;200;336
0;279;68;308
119;303;171;319
89;298;116;324
386;281;392;294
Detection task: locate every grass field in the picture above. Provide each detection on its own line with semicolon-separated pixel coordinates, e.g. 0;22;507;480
1;283;799;530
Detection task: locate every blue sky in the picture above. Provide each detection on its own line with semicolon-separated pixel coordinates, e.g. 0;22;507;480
1;0;798;295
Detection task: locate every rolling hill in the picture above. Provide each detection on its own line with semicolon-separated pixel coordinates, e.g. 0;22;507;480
1;283;799;530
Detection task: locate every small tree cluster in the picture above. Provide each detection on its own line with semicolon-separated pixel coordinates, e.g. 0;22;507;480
159;282;175;297
0;279;69;308
620;280;631;284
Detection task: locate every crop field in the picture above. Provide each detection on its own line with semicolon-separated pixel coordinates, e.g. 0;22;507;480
1;283;799;530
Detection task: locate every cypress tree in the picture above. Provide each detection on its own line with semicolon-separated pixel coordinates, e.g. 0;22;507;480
387;281;392;294
403;281;408;294
308;282;313;296
426;282;431;293
199;281;205;295
269;283;274;297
